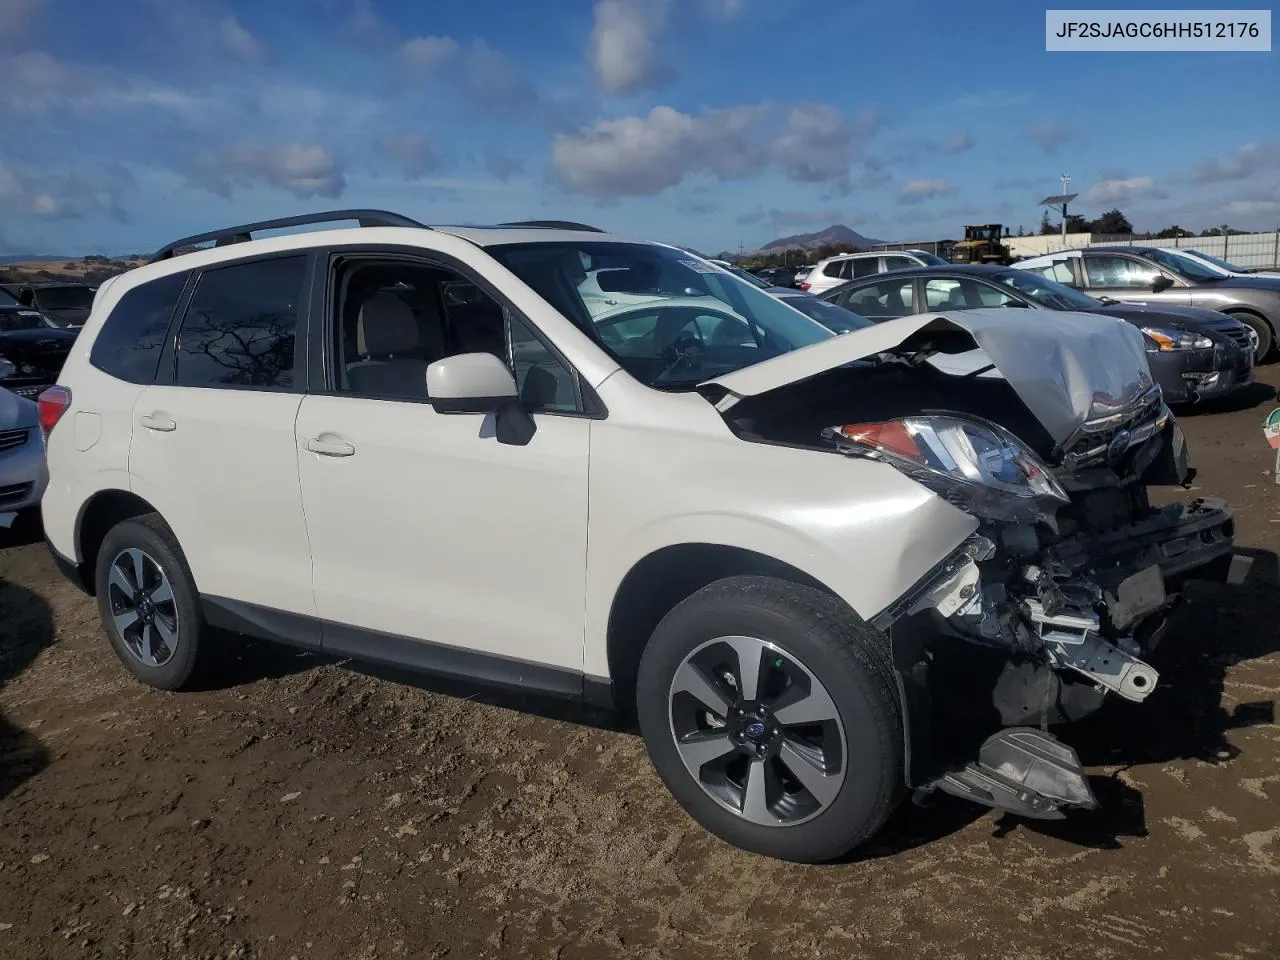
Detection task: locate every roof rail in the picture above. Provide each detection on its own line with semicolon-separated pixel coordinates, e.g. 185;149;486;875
148;209;430;263
498;219;606;233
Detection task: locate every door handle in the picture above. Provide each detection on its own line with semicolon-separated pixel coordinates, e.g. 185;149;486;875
305;436;356;457
139;413;177;432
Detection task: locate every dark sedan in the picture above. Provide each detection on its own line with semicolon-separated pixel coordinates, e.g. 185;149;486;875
821;264;1255;405
0;288;77;400
1016;245;1280;360
11;282;95;328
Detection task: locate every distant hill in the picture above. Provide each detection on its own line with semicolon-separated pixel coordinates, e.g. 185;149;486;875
0;255;146;286
759;224;883;253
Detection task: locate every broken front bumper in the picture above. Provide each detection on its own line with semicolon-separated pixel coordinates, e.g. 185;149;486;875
892;496;1239;820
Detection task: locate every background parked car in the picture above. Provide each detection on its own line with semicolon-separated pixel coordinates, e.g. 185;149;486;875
752;265;797;288
822;264;1256;405
0;286;78;399
769;288;870;333
1017;246;1280;360
800;249;949;295
9;282;96;328
0;385;47;527
1157;248;1280;280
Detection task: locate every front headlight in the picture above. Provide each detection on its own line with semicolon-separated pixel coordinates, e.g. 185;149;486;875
1141;327;1213;352
0;356;14;380
825;415;1068;510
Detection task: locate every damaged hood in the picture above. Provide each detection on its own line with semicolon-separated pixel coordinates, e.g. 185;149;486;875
702;308;1155;445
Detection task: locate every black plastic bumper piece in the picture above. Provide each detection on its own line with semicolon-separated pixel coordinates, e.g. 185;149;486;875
46;540;91;595
916;727;1098;820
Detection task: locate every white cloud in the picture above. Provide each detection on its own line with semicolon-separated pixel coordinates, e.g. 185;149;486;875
552;101;875;198
188;143;345;199
1188;141;1280;184
0;51;210;116
898;179;956;204
220;15;266;63
589;0;669;94
709;0;745;17
0;160;135;220
399;34;458;73
944;132;974;154
1084;176;1166;204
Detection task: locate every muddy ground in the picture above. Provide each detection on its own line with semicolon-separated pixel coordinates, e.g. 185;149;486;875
3;373;1280;960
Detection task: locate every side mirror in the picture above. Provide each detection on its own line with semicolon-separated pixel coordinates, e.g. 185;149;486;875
426;352;535;446
1151;275;1175;293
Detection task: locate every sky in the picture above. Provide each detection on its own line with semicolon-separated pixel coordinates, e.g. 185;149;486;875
0;0;1277;256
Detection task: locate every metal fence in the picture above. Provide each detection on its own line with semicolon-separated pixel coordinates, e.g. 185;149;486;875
871;239;957;259
1089;232;1280;270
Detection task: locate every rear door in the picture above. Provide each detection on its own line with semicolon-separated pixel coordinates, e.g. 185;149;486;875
832;276;918;320
128;252;318;622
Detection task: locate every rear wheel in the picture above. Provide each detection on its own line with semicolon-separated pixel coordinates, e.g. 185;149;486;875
636;576;903;862
94;514;209;691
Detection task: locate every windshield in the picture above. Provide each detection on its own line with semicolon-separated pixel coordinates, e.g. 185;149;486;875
33;286;94;310
1183;249;1247;274
488;241;833;387
910;251;949;266
1145;248;1223;282
997;269;1105;311
0;309;55;332
0;288;18;306
776;296;872;334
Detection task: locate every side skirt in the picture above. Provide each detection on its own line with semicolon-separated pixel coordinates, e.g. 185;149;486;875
199;595;616;710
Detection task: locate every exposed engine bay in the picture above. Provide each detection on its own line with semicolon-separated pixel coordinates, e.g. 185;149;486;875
708;312;1244;821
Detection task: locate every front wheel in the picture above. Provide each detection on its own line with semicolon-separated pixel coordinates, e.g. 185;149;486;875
1227;310;1274;362
636;576;903;862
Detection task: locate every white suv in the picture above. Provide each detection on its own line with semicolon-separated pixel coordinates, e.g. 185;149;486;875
41;210;1238;862
801;249;949;294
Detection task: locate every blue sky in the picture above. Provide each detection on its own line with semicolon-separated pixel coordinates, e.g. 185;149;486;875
1;0;1277;256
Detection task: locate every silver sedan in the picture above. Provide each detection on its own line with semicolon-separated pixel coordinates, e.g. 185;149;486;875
0;386;47;528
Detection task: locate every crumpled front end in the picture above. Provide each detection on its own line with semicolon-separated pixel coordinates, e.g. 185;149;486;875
708;307;1245;821
841;386;1239;819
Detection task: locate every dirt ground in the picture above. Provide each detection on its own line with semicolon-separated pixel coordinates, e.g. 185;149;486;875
3;374;1280;960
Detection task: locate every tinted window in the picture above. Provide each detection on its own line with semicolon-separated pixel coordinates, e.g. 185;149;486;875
0;287;18;306
881;256;914;273
90;272;189;383
843;279;915;318
175;256;307;390
822;259;846;278
1083;255;1160;289
851;257;879;278
780;296;871;334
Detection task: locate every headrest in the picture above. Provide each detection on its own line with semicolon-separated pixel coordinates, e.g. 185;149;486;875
356;294;419;355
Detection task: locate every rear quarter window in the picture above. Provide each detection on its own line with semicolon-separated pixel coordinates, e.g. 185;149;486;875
89;271;190;384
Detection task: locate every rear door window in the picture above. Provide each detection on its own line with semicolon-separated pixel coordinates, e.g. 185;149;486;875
89;271;190;384
174;255;308;390
850;257;879;279
842;279;915;318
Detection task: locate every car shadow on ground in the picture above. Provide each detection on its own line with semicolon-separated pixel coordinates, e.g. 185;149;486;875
0;578;54;803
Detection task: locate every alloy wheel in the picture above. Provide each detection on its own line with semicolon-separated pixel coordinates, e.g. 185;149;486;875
667;635;847;827
105;547;180;668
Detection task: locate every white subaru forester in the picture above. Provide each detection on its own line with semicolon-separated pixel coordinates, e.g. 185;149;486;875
40;211;1238;862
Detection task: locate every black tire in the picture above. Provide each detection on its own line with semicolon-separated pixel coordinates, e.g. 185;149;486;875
1228;310;1274;362
94;513;209;691
636;575;903;863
